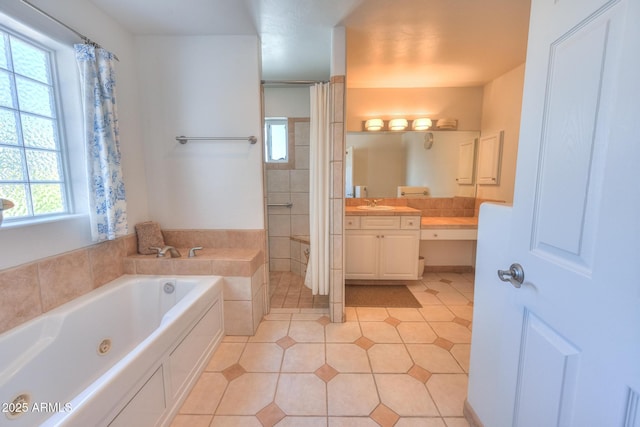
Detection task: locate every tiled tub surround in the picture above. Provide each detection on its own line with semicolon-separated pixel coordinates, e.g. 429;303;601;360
0;229;267;336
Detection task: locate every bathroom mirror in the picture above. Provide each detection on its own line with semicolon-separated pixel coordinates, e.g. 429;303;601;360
346;130;480;198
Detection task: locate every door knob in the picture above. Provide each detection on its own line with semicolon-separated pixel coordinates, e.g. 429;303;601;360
497;263;525;288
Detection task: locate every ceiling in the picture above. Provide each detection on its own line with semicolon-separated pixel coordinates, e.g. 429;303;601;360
87;0;531;88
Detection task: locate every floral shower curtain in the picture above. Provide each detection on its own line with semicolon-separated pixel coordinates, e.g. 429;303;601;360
304;82;331;295
75;44;127;241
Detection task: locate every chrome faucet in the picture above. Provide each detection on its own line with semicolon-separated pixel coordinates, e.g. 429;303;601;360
188;246;203;257
150;246;182;258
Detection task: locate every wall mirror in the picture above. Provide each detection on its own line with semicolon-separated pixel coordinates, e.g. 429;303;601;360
345;130;480;198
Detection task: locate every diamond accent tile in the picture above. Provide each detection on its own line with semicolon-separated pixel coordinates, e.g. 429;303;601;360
434;337;454;351
408;364;433;383
277;336;297;350
425;288;439;295
370;403;400;427
222;363;246;382
317;315;331;326
384;317;401;327
315;363;339;383
354;336;375;350
453;317;472;328
256;402;286;427
439;278;453;284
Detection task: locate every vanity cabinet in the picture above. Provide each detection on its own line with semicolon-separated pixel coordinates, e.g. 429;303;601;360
345;216;420;280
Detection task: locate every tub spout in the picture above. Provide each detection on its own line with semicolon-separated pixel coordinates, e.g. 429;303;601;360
150;246;182;258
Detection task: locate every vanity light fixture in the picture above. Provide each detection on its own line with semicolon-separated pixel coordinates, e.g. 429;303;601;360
412;118;433;131
365;118;384;131
389;118;408;131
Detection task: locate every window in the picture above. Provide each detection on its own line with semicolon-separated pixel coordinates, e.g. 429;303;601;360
265;118;288;163
0;27;69;221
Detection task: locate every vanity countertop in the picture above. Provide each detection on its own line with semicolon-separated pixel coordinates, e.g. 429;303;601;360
421;216;478;229
345;206;421;216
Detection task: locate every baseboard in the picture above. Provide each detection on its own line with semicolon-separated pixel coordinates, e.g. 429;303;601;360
463;399;484;427
424;265;475;273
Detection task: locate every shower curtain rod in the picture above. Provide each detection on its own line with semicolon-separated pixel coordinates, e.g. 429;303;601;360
20;0;120;61
261;80;328;86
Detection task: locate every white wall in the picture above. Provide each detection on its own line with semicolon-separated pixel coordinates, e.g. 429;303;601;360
0;0;148;270
477;64;525;203
135;35;264;229
264;87;310;117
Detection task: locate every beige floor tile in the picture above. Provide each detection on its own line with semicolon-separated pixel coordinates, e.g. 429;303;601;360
386;308;425;322
281;343;325;372
395;417;447;427
239;343;284;372
425;281;456;293
326;343;370;373
210;415;263;426
447;306;474;322
406;344;464;373
264;313;294;321
223;335;249;343
360;322;402;343
374;374;439;416
249;320;290;343
444;417;471;427
328;417;379;426
426;374;469;417
419;306;456;321
429;322;472;343
170;414;213;427
413;292;445;306
327;374;379;416
397;322;438;343
275;373;327;415
450;344;471;372
344;307;358;321
288;320;326;342
179;373;227;414
437;272;469;282
216;373;279;415
325;322;362;342
436;292;470;306
355;307;389;321
206;342;246;371
368;344;413;373
450;281;474;294
276;417;328;426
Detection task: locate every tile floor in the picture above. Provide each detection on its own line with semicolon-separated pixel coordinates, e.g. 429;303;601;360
171;271;475;427
269;271;330;309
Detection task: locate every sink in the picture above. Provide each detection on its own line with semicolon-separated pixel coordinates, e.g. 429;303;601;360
356;205;394;211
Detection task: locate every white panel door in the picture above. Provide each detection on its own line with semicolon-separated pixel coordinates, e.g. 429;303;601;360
468;0;640;426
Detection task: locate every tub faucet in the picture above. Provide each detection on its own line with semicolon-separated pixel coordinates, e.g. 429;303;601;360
188;247;203;257
150;246;182;258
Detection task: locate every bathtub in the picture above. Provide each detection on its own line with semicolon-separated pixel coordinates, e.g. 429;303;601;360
0;274;224;427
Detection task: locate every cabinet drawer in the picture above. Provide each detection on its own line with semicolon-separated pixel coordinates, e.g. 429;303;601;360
361;216;401;229
345;216;361;229
420;228;478;240
401;216;420;229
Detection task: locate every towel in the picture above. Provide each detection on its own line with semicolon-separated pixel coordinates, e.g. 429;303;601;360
135;221;165;255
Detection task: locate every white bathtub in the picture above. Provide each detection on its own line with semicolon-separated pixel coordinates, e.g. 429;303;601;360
0;274;224;427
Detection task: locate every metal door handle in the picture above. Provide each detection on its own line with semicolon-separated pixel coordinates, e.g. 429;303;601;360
497;263;525;288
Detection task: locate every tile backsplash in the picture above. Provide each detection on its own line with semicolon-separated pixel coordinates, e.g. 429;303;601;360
345;196;477;217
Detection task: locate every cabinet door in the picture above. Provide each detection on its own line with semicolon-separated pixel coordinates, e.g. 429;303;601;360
456;139;476;185
477;131;503;185
345;232;378;279
378;231;420;280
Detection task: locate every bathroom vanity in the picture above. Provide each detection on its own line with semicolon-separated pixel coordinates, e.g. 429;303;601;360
345;207;421;280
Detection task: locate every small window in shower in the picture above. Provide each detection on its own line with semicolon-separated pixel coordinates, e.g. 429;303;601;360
265;118;288;163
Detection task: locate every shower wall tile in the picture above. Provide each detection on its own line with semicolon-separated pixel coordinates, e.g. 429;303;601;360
332;122;344;161
290;170;309;192
38;250;93;312
291;215;310;237
294;120;310;146
290;240;301;262
290;193;309;215
269;237;291;259
0;264;42;334
268;215;291;237
331;161;344;199
267;170;291;193
295;146;310;170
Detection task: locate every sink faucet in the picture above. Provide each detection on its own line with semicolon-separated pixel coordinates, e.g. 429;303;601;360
150;246;182;258
371;199;381;207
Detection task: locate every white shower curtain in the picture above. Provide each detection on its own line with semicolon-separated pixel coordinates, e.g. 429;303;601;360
304;83;331;295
